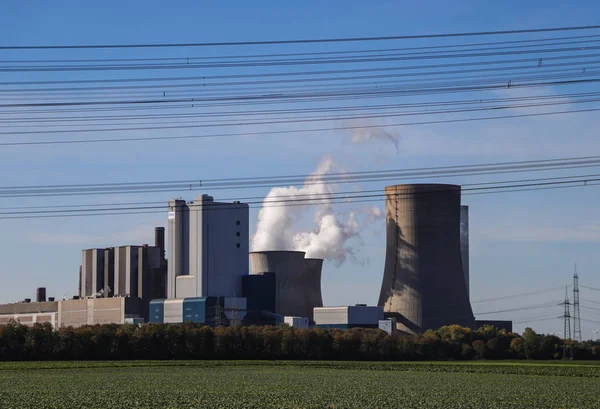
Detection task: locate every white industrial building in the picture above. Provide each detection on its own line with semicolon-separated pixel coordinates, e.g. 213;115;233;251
167;194;249;299
314;305;384;329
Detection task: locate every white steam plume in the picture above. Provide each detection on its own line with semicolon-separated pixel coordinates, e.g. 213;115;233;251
349;121;400;153
252;155;359;265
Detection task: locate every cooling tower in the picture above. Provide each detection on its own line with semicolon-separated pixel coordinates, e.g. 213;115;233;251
304;258;324;312
378;184;474;333
250;251;323;320
460;205;470;298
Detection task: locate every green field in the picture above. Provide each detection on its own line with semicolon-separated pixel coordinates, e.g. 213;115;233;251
1;361;599;408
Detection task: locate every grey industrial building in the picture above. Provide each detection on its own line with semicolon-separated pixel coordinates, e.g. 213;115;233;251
378;184;475;333
167;194;249;299
79;227;166;300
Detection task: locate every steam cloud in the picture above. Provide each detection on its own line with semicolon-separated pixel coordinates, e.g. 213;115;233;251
350;123;400;153
252;155;360;265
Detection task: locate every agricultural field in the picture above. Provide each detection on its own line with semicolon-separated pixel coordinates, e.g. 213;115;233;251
1;360;599;408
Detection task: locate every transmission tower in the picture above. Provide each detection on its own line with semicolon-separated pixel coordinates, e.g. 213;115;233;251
560;286;573;359
573;265;582;342
560;286;572;340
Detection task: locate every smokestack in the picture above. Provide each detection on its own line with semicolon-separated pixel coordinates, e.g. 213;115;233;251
155;227;165;260
36;287;46;303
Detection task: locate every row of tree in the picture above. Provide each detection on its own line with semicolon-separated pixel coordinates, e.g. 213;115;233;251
0;321;599;361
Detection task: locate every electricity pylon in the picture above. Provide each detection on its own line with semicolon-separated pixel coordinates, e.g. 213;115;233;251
573;265;582;342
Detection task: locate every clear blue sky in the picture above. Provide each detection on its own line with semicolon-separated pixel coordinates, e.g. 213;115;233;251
1;1;600;337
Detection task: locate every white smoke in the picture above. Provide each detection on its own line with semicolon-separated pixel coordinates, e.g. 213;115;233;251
251;155;359;265
360;206;385;223
349;122;400;153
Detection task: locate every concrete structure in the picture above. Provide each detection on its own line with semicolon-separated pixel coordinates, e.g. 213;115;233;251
168;195;249;299
249;251;323;320
378;184;475;333
284;316;309;329
149;297;247;325
36;287;46;303
475;320;513;333
0;295;145;328
81;248;105;298
314;305;384;329
460;205;470;298
0;300;59;327
379;319;397;335
77;228;167;316
114;246;141;297
58;297;144;328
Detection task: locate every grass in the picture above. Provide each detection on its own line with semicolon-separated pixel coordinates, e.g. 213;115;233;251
1;360;599;408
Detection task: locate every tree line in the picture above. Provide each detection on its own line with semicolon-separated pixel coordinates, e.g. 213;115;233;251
0;321;599;361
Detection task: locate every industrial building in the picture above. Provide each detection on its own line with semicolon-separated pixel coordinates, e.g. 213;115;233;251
378;184;475;334
0;289;58;327
249;251;324;320
314;305;384;329
168;194;249;299
0;288;145;328
149;297;247;325
80;226;166;300
59;297;145;327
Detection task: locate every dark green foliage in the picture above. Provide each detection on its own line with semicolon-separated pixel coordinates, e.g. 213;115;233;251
1;320;599;361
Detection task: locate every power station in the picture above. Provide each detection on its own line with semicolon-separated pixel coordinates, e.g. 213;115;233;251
0;184;487;333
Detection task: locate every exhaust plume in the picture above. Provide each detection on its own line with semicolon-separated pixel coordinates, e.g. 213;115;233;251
252;155;359;265
349;122;400;153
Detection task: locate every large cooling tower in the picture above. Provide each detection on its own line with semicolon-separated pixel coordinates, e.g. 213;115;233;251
460;205;470;298
250;251;323;320
378;184;474;333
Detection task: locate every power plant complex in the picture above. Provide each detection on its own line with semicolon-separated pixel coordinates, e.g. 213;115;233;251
0;185;504;333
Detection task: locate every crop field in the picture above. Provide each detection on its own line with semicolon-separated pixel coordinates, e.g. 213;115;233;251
1;361;599;408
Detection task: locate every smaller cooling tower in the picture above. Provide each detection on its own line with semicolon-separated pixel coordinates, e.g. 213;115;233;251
250;251;323;320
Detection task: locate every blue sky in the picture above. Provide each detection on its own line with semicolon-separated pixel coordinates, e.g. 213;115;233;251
1;1;600;337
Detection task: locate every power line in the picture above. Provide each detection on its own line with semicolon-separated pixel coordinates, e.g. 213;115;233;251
2;25;599;50
1;170;597;211
3;34;600;64
475;301;559;316
2;106;599;147
5;96;600;135
1;174;599;219
471;286;564;303
3;45;599;73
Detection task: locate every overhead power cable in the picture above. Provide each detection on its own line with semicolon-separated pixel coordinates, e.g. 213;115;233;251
5;96;600;135
1;24;599;49
2;91;595;124
0;171;597;211
3;45;600;72
582;285;600;292
3;34;600;64
475;301;559;316
0;155;598;194
0;174;599;219
2;106;599;147
471;286;564;303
